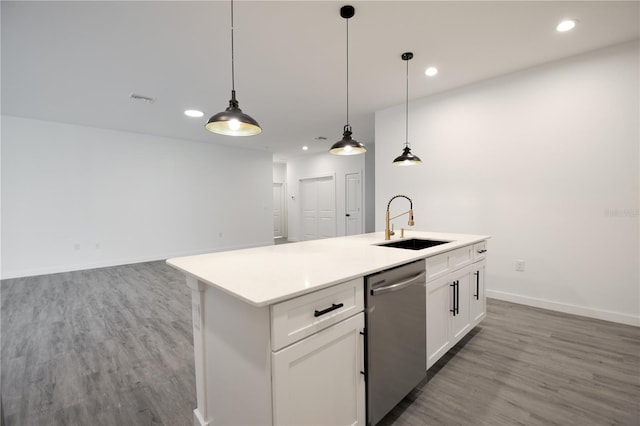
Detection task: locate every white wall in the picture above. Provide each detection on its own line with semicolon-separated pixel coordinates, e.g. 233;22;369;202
273;161;287;184
364;144;376;234
286;152;368;241
375;41;639;326
1;116;274;278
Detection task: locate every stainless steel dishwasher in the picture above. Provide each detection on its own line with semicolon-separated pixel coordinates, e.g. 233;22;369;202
365;259;427;426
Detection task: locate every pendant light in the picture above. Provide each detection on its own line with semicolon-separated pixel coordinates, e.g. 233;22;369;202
205;0;261;136
393;52;422;166
329;5;366;156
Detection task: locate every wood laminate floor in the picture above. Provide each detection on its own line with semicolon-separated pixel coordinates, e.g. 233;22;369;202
2;261;639;426
1;262;194;426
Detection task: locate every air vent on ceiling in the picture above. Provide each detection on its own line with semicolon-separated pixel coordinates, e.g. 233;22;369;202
129;93;156;103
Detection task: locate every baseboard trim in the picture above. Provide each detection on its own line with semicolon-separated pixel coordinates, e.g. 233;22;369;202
487;289;640;327
193;409;209;426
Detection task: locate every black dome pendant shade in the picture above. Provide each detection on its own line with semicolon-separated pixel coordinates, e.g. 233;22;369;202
330;124;365;155
330;5;366;156
205;90;261;136
205;0;261;137
393;145;422;165
393;52;422;166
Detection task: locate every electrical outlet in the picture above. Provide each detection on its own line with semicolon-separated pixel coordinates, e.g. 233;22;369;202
516;259;525;272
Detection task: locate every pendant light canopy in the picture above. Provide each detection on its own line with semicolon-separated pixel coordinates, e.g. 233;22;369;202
205;0;261;137
329;5;366;156
393;52;422;166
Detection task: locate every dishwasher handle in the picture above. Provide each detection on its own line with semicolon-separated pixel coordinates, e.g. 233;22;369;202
370;271;426;296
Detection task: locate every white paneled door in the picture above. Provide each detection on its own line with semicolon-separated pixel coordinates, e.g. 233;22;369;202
273;183;286;238
345;172;362;236
301;176;336;241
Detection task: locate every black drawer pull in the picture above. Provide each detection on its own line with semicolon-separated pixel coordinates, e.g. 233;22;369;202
450;283;456;316
474;271;480;300
456;280;460;315
477;249;487;254
314;303;344;317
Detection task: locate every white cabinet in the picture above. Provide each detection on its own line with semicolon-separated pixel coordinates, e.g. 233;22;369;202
473;241;488;261
425;242;487;370
271;277;364;351
270;279;365;426
426;275;453;367
450;266;472;342
272;312;365;426
425;246;472;282
187;277;365;426
426;265;473;368
470;260;486;326
425;252;450;282
448;246;473;270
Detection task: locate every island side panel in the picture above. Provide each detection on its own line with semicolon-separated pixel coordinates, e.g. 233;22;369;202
202;281;273;425
186;277;210;426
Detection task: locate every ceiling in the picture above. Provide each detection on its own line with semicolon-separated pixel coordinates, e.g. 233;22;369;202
2;1;638;161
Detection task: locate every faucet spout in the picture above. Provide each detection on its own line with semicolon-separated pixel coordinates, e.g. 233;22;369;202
385;194;415;240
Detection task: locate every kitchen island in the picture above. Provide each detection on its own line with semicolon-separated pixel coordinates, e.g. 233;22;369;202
167;231;489;426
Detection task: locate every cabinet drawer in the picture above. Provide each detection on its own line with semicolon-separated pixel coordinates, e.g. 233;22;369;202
449;246;473;270
271;278;364;351
425;253;449;282
473;241;488;261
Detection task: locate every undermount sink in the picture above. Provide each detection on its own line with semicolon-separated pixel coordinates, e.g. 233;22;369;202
377;238;451;250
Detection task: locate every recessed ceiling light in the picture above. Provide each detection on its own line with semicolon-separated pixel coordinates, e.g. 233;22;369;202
302;146;309;151
556;19;577;32
184;109;204;118
425;67;438;77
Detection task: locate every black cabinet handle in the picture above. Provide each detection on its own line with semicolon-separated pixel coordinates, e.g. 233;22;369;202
455;280;460;315
477;249;487;254
346;213;351;217
474;271;480;300
450;283;456;316
314;303;344;317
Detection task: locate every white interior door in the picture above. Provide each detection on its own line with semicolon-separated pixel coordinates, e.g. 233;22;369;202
273;183;286;238
300;176;336;241
345;172;362;236
317;178;335;239
301;179;318;240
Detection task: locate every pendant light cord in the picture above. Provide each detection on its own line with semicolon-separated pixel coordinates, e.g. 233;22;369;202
230;0;235;92
405;57;409;148
346;17;350;127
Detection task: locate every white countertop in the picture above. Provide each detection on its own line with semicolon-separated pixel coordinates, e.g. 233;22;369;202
166;231;489;307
